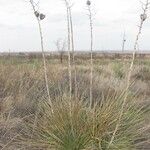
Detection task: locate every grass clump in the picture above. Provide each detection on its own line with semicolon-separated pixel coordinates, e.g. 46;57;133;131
16;93;149;150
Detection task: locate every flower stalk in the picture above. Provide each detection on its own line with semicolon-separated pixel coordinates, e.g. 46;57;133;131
29;0;53;113
87;0;93;108
107;0;149;148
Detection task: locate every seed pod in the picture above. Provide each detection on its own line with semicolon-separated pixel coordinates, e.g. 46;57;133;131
40;13;46;20
34;11;40;18
140;14;147;21
86;0;91;6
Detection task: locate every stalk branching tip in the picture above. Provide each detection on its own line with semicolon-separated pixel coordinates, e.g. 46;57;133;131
40;14;46;20
140;14;147;21
34;11;40;17
34;11;46;20
86;0;91;6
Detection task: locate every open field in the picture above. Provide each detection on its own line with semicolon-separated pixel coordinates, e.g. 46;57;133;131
0;56;150;149
1;0;150;149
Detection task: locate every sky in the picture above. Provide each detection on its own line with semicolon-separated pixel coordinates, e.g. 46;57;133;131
0;0;150;52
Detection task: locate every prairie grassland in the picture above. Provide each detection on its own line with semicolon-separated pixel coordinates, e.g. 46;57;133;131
0;56;150;150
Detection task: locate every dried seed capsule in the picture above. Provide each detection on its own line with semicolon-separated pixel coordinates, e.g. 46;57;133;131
34;11;40;18
40;13;46;20
86;0;91;6
140;14;147;21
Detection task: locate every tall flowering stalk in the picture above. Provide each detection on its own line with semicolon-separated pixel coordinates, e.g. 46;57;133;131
64;0;72;101
87;0;93;108
69;7;77;99
108;0;149;148
63;0;76;100
29;0;53;113
63;0;76;135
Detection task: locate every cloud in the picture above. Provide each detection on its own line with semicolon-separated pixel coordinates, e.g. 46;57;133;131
0;0;150;52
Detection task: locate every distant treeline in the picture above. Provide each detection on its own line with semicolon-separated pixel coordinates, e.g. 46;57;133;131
1;51;150;59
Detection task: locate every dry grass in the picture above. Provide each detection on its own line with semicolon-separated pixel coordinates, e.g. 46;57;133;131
0;58;149;149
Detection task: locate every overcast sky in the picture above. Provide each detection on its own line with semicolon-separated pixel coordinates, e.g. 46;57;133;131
0;0;150;52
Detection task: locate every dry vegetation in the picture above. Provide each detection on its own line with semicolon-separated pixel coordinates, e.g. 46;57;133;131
0;57;150;149
0;0;150;149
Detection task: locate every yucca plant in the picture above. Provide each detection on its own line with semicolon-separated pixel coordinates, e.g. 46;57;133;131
63;0;72;101
15;90;149;150
87;0;94;108
63;0;77;100
108;0;150;148
69;5;78;99
17;97;91;149
29;0;53;112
